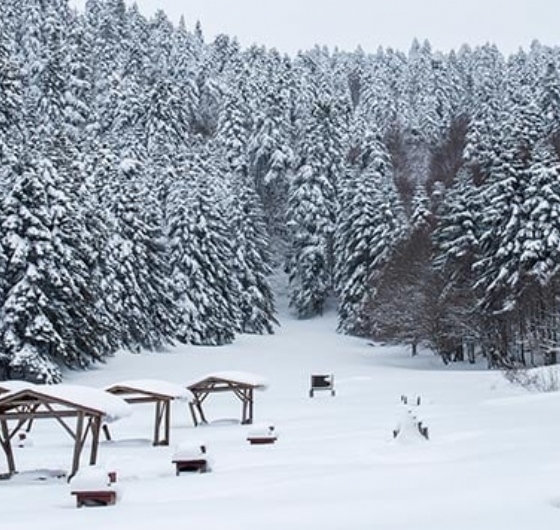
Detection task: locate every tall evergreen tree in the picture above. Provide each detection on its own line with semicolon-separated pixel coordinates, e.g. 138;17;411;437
168;155;240;345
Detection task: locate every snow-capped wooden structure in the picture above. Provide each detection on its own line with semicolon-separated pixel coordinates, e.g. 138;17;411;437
247;425;277;445
70;466;120;507
0;384;130;479
187;372;267;426
172;442;210;475
105;379;192;446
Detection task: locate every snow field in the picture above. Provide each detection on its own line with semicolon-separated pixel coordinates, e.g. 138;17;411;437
1;309;560;529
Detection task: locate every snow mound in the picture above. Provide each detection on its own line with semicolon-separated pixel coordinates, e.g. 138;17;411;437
393;409;429;445
173;442;208;461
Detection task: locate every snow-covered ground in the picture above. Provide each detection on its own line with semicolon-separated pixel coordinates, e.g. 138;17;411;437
2;296;560;529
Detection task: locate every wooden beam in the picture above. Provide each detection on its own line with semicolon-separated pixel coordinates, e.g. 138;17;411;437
196;401;207;424
0;410;82;421
188;401;199;427
43;403;77;440
120;396;160;404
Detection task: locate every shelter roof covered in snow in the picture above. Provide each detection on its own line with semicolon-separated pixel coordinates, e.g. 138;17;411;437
187;371;268;390
0;384;131;422
105;379;193;401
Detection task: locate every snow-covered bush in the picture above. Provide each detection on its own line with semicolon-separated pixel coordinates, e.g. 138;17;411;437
502;366;560;393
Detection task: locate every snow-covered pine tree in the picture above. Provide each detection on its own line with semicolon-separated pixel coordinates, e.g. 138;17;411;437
0;150;110;382
167;153;240;345
286;77;346;318
247;72;293;239
335;123;405;334
106;155;178;351
217;76;278;334
0;28;22;162
229;175;278;334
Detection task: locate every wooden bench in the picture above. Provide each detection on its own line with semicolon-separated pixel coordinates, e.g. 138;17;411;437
173;458;209;475
71;489;117;508
247;435;277;445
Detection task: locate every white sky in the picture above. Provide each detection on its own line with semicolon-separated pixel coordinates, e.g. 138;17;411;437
70;0;560;56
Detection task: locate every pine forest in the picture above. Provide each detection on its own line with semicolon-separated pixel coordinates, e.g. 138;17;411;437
2;0;560;382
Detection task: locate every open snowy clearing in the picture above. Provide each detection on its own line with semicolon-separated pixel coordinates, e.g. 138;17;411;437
2;301;560;529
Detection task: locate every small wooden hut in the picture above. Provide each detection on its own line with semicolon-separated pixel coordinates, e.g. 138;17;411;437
187;372;267;426
105;379;192;446
0;385;130;479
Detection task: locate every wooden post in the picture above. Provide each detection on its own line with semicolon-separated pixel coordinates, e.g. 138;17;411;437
189;401;198;427
70;412;85;479
102;424;112;441
195;398;207;424
154;401;161;446
248;389;254;424
164;400;170;445
0;419;16;476
89;416;101;465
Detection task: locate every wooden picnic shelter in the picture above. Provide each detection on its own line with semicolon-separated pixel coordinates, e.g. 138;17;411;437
0;385;130;479
187;372;267;426
105;379;192;446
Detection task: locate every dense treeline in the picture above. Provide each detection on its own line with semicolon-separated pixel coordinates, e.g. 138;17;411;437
1;0;560;381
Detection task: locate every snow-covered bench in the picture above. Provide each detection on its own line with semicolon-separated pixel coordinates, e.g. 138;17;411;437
70;467;119;508
247;425;278;445
172;443;211;475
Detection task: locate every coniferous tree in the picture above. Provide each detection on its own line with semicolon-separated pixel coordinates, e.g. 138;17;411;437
335;125;403;334
168;155;240;345
107;156;178;351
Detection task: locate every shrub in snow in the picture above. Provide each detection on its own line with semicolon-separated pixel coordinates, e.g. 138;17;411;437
503;366;560;393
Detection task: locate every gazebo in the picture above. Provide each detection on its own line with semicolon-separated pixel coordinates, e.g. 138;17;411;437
105;379;192;446
0;384;130;479
187;371;267;426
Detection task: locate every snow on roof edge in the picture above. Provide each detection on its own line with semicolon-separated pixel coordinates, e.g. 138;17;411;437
0;384;132;422
105;379;193;400
187;371;268;389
